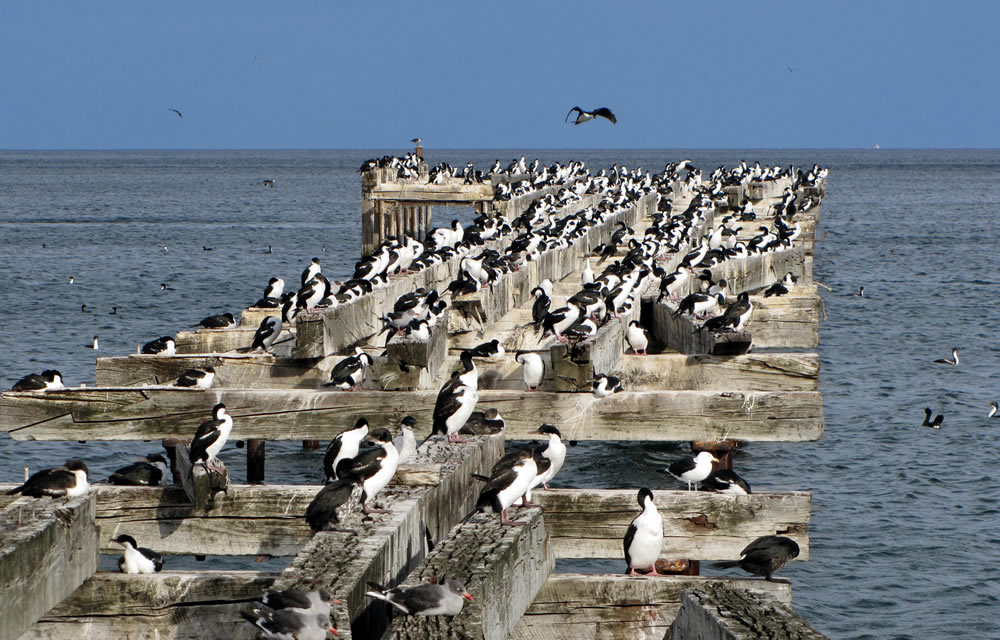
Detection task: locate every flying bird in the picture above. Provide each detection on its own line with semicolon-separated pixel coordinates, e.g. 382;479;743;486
168;108;183;118
565;106;617;125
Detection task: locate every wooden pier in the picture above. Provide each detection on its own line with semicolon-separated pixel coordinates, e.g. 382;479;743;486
1;156;828;640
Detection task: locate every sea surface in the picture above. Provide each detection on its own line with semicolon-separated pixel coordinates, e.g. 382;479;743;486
1;148;998;639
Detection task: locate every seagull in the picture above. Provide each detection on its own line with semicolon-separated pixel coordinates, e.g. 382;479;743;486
365;579;473;616
933;348;959;366
665;451;718;490
112;534;164;574
565;106;617;125
241;605;337;640
410;137;423;145
168;108;183;118
712;535;800;583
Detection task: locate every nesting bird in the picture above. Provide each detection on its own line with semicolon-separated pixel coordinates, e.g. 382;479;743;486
174;366;216;389
112;534;163;574
6;460;90;498
109;454;169;486
11;370;65;392
592;373;624;398
193;312;235;329
141;336;176;355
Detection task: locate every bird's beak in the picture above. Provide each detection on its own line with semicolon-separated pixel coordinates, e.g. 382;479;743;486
711;455;720;463
328;628;339;636
463;592;474;601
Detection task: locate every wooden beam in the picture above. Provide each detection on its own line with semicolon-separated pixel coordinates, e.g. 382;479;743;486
653;300;752;355
533;489;810;561
388;508;553;640
669;584;829;639
614;353;818;392
1;493;98;640
21;571;277;640
96;352;328;389
550;309;634;391
0;389;824;442
268;435;505;640
749;292;820;348
511;574;791;640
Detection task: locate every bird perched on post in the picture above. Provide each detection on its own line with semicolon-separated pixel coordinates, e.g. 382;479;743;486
112;534;163;574
701;469;752;495
365;579;473;616
712;535;800;583
335;427;399;515
475;447;537;526
565;106;617;125
324;348;374;391
323;418;370;482
248;315;282;353
624;488;663;576
6;459;89;498
432;350;480;442
517;425;567;507
665;451;718;491
189;403;233;473
592;373;624;398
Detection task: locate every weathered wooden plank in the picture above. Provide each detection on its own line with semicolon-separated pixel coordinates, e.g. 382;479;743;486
1;493;98;640
615;353;818;392
512;574;791;640
20;571;277;640
534;489;810;561
96;352;329;389
0;389;824;442
653;300;752;355
550;309;634;391
270;435;505;640
174;325;295;356
749;293;820;348
669;585;828;640
388;509;553;640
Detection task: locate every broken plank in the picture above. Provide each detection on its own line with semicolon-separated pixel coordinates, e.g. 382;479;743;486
1;493;98;640
669;584;829;639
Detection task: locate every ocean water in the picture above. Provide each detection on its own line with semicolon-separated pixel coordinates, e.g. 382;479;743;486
1;148;998;639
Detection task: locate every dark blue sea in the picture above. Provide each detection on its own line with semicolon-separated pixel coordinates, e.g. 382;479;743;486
1;149;998;639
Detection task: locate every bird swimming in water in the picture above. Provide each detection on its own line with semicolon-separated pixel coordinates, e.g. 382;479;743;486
989;401;999;418
7;460;90;498
365;579;474;616
565;106;617;125
87;335;99;350
112;534;163;574
262;179;276;188
922;407;944;428
713;535;800;583
623;488;663;576
933;348;959;366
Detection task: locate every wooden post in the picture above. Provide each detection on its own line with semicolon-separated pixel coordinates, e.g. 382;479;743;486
0;492;99;640
175;444;229;510
669;585;829;639
161;437;186;484
247;438;266;483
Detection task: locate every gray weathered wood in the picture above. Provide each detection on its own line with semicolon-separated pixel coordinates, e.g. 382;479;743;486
550;308;635;391
749;293;820;348
96;352;329;389
534;489;810;561
175;443;229;510
669;584;829;640
0;389;824;442
1;493;98;640
614;353;818;392
653;301;752;355
388;508;553;640
269;435;505;640
512;574;791;640
20;571;276;640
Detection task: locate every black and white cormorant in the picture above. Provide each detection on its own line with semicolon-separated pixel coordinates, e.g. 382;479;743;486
6;459;90;498
174;366;215;389
623;488;663;576
565;106;617;125
112;534;163;574
109;453;169;486
11;370;65;392
189;403;233;473
323;418;370;482
475;448;537;526
432;350;480;442
335;427;399;514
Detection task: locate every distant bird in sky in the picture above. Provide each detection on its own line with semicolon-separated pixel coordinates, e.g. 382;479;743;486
565;106;617;125
787;66;794;73
933;348;959;366
168;108;182;118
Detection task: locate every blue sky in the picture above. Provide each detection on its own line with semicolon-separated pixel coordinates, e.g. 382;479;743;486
2;1;997;149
